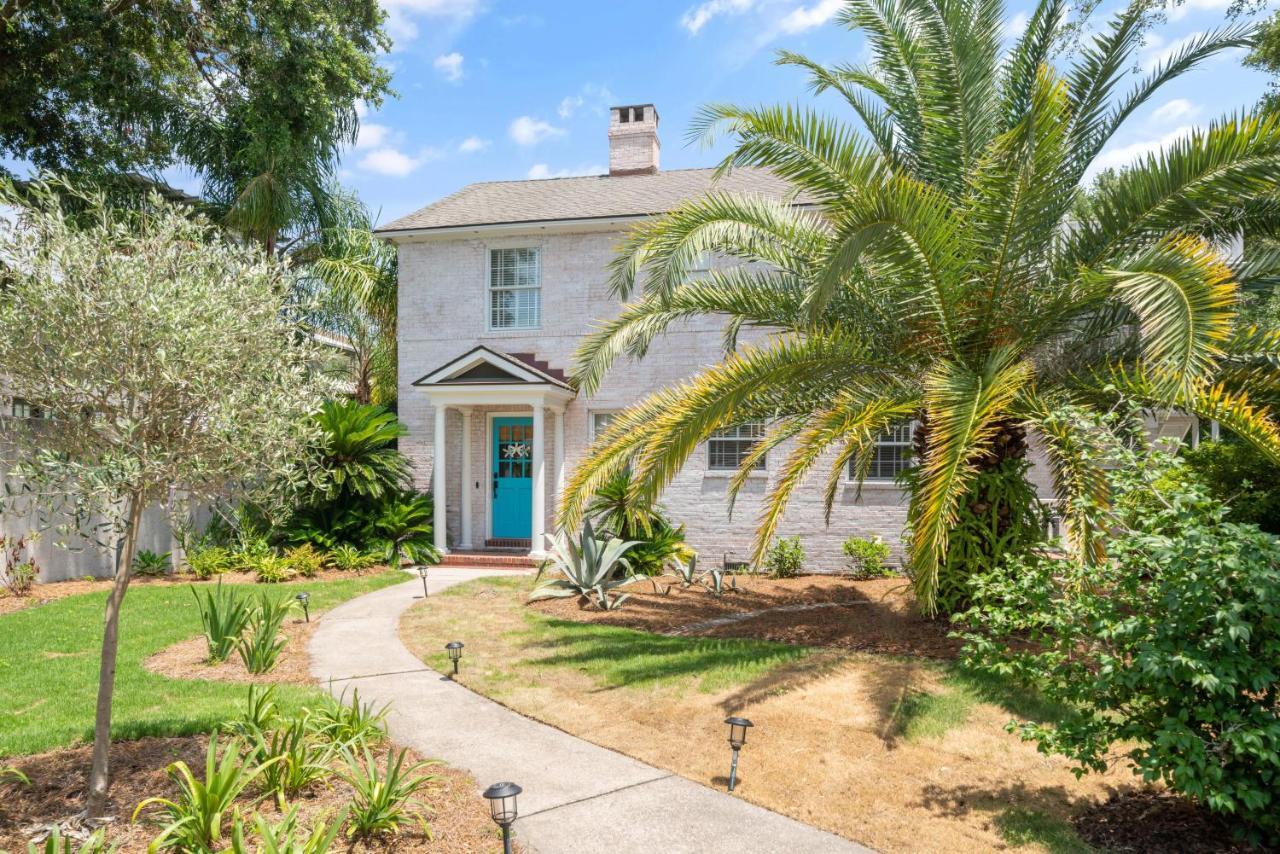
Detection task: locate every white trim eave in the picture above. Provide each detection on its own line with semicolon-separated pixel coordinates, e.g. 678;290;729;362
422;385;574;408
376;215;650;242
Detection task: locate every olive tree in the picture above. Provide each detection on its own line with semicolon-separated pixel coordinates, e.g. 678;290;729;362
0;181;328;818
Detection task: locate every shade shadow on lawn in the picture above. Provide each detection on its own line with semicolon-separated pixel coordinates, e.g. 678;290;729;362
517;616;813;694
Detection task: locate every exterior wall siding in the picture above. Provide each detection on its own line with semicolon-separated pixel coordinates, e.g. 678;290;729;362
398;226;1059;572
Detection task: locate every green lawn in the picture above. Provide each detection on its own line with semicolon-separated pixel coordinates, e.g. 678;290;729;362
0;571;405;757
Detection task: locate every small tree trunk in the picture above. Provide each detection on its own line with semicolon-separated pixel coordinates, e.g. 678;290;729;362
85;491;145;818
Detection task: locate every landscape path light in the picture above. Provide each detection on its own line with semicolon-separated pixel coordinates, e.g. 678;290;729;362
483;781;521;854
445;641;464;677
418;564;430;598
724;716;753;792
294;592;310;622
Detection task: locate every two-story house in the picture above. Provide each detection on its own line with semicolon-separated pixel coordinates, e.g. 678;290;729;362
377;104;1187;570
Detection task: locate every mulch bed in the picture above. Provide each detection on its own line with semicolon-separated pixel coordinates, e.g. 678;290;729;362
1072;789;1276;853
144;617;320;685
0;568;392;616
528;574;960;657
0;736;509;853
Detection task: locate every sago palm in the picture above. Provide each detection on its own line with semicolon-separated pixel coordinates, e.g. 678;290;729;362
560;0;1280;613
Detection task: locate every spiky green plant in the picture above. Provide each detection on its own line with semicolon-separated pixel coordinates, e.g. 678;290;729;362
229;806;349;854
26;828;115;854
237;593;294;674
252;717;335;809
337;746;437;840
305;688;389;749
192;582;253;664
560;0;1280;614
530;520;640;610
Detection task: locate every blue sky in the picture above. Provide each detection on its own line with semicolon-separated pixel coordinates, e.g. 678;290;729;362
346;0;1274;224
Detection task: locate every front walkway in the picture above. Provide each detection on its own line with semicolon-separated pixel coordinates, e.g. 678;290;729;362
309;569;872;854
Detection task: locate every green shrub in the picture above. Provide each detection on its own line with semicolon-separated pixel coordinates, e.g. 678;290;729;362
133;734;276;851
842;536;892;578
586;469;690;576
232;537;274;573
361;491;439;568
254;555;295;584
237;593;293;674
764;536;805;578
230;805;347;854
186;546;234;579
132;549;171;577
26;828;115;854
1182;438;1280;534
283;544;327;578
192;582;253;664
305;688;388;749
1;534;40;596
338;746;437;840
251;716;334;809
958;448;1280;845
330;544;378;573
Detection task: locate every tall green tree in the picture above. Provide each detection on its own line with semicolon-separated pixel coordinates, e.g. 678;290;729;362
0;180;327;816
560;0;1280;613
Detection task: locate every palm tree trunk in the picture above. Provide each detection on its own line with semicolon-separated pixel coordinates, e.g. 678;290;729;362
85;491;144;818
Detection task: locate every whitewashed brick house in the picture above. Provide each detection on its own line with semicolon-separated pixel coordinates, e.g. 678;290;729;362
377;104;1195;571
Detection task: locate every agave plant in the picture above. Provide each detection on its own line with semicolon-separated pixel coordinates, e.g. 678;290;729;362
560;0;1280;614
530;520;640;610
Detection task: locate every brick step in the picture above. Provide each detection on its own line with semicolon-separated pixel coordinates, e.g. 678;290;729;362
439;551;538;568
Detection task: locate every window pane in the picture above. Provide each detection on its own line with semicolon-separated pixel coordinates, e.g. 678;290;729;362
708;420;767;470
591;412;617;440
854;421;916;480
489;248;541;329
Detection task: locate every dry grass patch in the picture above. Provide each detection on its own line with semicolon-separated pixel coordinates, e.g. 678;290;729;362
402;576;1132;854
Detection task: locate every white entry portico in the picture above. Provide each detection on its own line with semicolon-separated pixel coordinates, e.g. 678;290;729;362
412;346;575;558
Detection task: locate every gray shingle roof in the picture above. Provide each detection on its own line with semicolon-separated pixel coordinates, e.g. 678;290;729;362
375;167;798;234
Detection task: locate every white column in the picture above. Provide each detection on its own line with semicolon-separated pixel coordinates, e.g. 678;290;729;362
433;404;448;555
459;409;473;549
530;403;546;557
553;409;565;528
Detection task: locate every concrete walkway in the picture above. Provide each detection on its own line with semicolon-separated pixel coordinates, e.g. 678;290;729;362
310;569;872;854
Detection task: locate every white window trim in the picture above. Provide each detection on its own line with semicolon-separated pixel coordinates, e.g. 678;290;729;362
707;420;768;472
486;246;542;332
589;409;621;442
854;421;917;483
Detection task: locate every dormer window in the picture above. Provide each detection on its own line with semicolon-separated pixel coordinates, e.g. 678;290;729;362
489;248;541;330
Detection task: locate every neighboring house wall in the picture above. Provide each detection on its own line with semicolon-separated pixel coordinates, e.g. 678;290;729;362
397;226;1074;570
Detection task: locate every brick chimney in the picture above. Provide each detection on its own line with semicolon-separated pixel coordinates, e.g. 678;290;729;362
608;104;660;176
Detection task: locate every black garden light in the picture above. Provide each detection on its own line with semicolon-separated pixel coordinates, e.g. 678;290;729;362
482;781;521;854
724;716;753;792
294;592;310;622
445;641;464;676
417;564;430;598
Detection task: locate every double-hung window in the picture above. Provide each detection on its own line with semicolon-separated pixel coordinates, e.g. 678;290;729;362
10;398;40;419
857;421;916;481
590;411;619;441
708;421;767;471
489;248;541;330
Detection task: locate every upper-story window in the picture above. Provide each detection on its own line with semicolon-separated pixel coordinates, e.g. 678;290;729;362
489;248;541;330
708;420;767;471
855;421;916;481
590;410;619;441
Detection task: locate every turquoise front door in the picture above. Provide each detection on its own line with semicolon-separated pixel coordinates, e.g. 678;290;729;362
492;417;533;539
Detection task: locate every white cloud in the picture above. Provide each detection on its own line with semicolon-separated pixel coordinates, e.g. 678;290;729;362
1149;98;1201;125
557;83;616;119
1141;31;1203;72
358;146;441;177
558;95;584;119
1167;0;1231;22
458;136;490;153
681;0;754;34
1089;126;1195;177
527;163;605;180
775;0;844;34
380;0;481;45
355;122;392;150
509;115;565;146
433;52;465;82
1002;11;1029;40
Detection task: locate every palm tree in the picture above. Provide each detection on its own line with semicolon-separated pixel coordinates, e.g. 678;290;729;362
560;0;1280;614
310;399;409;504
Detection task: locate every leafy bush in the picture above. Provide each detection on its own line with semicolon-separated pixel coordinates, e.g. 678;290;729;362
842;536;892;578
192;582;253;664
132;549;171;577
133;734;277;851
1;534;40;596
305;688;388;748
529;520;639;610
958;449;1280;844
230;805;347;854
362;492;439;567
186;546;234;579
330;544;378;573
254;555;295;584
251;716;334;809
764;536;804;578
282;544;327;578
338;746;437;840
1182;438;1280;534
237;593;294;674
232;536;274;573
586;469;690;576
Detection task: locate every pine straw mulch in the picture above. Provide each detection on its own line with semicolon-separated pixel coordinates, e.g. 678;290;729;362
1072;788;1276;853
528;574;961;657
144;617;320;685
0;568;392;617
0;736;511;853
